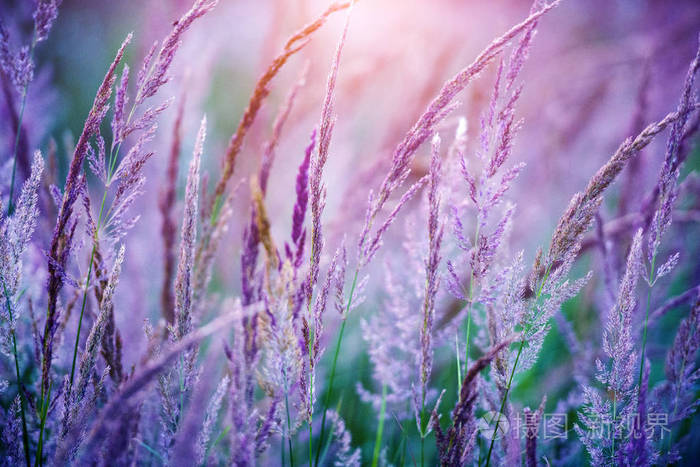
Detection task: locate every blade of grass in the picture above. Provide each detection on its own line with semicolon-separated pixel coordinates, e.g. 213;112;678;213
136;439;165;464
201;425;231;466
371;384;387;467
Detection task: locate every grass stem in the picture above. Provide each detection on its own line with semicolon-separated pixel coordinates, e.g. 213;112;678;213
372;384;387;467
68;189;108;389
484;264;551;467
314;268;358;466
638;255;656;390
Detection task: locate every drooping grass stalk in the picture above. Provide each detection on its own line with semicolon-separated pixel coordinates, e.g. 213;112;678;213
2;280;30;467
484;264;551;467
7;35;37;216
371;384;387;467
314;268;358;466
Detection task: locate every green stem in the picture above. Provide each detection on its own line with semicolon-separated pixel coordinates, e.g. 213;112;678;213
455;334;462;398
463;316;471;391
484;264;551;467
477;435;483;466
201;426;230;466
136;439;165;463
2;280;30;467
35;381;51;467
281;435;286;467
68;189;108;389
485;340;524;467
315;318;347;465
7;37;36;216
420;433;424;467
638;256;656;390
314;268;358;466
630;256;656;460
372;384;387;467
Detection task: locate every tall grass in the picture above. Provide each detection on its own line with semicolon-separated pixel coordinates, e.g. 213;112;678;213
1;0;699;465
